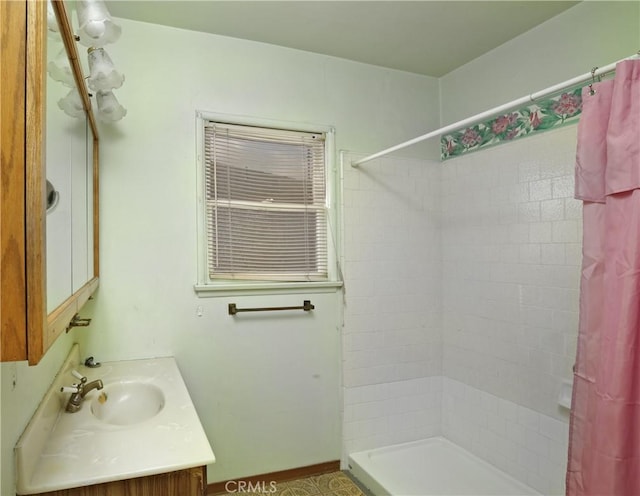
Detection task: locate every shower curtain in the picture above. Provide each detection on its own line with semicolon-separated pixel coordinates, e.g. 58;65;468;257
567;59;640;495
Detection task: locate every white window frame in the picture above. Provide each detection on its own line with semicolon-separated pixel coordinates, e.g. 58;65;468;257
194;111;342;296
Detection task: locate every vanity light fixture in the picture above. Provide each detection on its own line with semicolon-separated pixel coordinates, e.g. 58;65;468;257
87;47;124;91
47;0;59;33
58;87;85;118
76;0;127;122
47;47;75;87
96;90;127;122
75;0;121;48
47;0;127;123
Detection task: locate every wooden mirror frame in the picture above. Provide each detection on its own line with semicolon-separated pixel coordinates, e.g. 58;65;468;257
0;0;100;365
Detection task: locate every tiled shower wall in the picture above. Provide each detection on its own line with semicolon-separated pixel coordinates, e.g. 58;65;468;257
441;125;580;420
442;378;569;494
441;126;581;494
341;153;442;456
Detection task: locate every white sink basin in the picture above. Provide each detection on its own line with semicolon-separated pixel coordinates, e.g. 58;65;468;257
15;347;215;495
90;381;165;425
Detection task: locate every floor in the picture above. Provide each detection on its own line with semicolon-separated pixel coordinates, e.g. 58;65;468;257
220;471;366;496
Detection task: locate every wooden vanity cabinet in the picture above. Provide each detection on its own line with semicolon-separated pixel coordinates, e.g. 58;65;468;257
1;0;99;365
29;466;207;496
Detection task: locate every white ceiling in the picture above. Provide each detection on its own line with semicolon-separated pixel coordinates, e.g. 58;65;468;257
105;1;579;77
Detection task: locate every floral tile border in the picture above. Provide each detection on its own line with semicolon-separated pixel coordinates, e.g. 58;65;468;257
441;88;582;160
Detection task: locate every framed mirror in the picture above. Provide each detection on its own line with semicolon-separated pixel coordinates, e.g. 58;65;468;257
45;20;84;311
40;0;100;361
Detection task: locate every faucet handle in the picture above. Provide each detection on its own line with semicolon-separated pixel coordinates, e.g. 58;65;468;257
61;385;80;394
84;356;101;368
71;370;87;383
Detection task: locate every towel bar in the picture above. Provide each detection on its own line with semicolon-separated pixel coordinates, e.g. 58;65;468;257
228;300;315;315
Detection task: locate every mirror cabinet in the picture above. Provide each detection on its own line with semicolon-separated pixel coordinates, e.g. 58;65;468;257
1;0;99;365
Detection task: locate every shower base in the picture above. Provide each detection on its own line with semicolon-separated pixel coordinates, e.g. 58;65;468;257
349;436;540;495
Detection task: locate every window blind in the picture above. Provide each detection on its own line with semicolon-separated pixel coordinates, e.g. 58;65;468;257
204;122;327;281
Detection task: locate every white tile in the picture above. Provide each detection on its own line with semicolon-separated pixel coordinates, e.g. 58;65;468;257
480;392;500;415
497;398;519;421
529;179;553;201
541;244;565;265
526;470;551;495
506;419;527;445
508;224;530;243
540;160;567;180
538;451;566;484
551;176;574;199
486;414;507;436
519;162;540;183
517;327;541;349
548;438;570;463
504;460;530;487
520;305;553;328
552;310;579;333
540;199;565;221
564;198;582;220
539;414;569;442
516;447;539;475
517;406;540;432
525;428;550;456
564;243;582;266
528;349;552;374
518;202;541;222
529;222;552;243
552;220;579;243
539;330;566;354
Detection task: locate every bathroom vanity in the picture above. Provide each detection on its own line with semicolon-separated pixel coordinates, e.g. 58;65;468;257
26;468;207;496
15;345;215;495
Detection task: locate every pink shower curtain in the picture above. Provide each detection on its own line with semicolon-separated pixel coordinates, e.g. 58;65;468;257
567;59;640;495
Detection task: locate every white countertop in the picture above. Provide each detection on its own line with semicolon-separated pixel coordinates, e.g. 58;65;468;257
15;345;215;495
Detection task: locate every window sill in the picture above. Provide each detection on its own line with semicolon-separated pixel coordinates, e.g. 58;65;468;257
194;280;343;297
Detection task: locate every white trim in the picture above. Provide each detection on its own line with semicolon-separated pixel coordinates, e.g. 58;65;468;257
325;127;339;283
196;115;207;286
352;52;640;167
194;280;343;297
196;110;333;135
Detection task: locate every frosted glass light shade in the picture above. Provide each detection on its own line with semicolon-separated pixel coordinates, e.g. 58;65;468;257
58;88;85;118
87;48;124;91
96;91;126;122
48;48;75;87
47;0;59;33
76;0;121;47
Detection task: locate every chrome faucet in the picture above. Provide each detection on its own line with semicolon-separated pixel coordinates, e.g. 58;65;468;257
61;370;103;413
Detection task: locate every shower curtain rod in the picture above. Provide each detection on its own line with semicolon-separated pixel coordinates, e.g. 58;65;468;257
351;51;640;167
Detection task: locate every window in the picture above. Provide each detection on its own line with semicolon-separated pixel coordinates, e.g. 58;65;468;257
195;114;340;294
